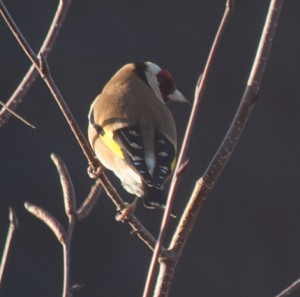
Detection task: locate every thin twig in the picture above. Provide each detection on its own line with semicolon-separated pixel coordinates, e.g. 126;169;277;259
24;202;67;245
62;216;75;297
51;153;76;221
275;278;300;297
0;0;72;127
76;179;102;222
0;208;18;287
25;155;78;297
0;99;36;128
142;1;234;297
153;1;283;296
171;0;283;253
51;154;76;297
0;0;98;169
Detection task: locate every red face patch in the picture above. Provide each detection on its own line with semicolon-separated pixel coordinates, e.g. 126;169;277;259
157;69;175;101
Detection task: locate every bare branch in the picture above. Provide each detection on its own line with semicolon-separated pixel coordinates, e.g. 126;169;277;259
76;179;102;222
275;279;300;297
0;208;18;287
24;202;67;245
0;0;72;127
171;0;284;253
0;1;98;169
0;0;157;252
63;221;74;297
51;153;76;221
143;1;234;296
0;99;36;128
153;1;284;296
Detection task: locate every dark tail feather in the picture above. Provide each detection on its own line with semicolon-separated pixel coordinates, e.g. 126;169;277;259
143;186;166;209
143;185;177;218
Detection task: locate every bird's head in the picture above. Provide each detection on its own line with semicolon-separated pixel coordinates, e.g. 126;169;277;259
134;61;188;105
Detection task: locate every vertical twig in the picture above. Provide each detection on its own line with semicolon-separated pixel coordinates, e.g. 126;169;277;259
0;208;18;287
153;0;284;296
51;154;76;221
142;1;234;297
62;218;75;297
0;0;72;127
25;154;78;297
51;154;76;297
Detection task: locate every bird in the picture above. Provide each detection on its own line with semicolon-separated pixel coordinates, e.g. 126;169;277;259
88;61;188;212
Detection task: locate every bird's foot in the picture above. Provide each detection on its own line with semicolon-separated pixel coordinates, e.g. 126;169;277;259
116;197;139;222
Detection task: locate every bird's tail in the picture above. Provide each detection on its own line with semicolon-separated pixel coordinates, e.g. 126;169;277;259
143;185;166;209
143;185;177;218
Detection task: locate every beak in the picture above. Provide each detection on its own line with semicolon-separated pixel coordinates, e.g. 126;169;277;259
167;89;189;104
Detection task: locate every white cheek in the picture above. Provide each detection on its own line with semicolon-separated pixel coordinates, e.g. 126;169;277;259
145;72;164;104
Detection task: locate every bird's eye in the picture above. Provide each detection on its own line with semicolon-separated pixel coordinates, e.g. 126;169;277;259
157;70;175;101
158;74;168;86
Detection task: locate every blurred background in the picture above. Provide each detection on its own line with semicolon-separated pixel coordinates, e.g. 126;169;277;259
1;0;300;296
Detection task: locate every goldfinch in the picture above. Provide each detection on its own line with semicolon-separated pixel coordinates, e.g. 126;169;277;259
88;62;187;210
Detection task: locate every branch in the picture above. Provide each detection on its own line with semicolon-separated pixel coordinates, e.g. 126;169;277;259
153;0;284;296
76;179;102;222
0;1;97;166
142;1;233;297
25;155;84;297
0;0;157;251
51;153;77;221
275;279;300;297
0;99;36;128
98;172;157;251
24;202;67;245
0;208;18;287
51;154;76;297
0;0;72;127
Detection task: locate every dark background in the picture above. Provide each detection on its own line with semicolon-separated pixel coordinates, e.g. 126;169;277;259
1;1;300;296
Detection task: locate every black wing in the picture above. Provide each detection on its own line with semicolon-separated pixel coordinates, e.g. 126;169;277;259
114;125;176;207
113;125;153;186
152;129;176;189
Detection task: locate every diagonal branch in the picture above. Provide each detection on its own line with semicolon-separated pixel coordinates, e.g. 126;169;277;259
0;208;18;287
170;0;283;256
152;1;284;296
0;99;36;128
0;0;72;127
0;0;157;252
275;279;300;297
142;1;234;297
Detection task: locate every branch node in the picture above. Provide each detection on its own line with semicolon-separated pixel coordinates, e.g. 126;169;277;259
159;249;176;264
176;158;190;178
38;53;50;79
227;0;235;12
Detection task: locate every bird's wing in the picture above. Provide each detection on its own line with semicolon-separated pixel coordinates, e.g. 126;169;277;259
152;129;176;189
113;124;154;186
114;125;176;190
